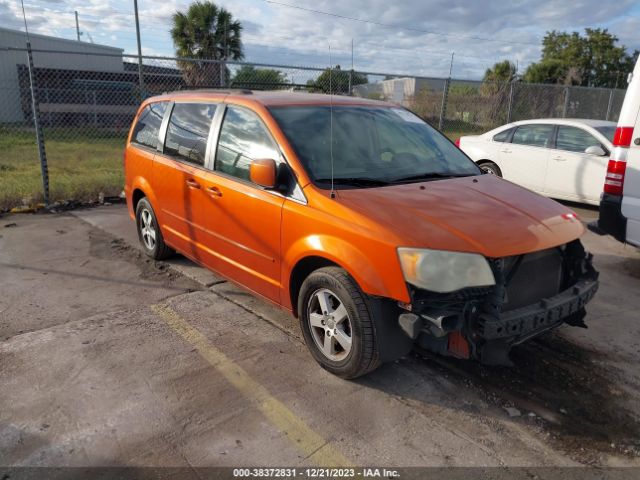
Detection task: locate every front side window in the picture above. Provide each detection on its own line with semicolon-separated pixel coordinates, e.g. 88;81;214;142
131;102;167;149
164;103;216;166
269;106;479;188
511;124;555;148
215;105;280;181
556;126;601;153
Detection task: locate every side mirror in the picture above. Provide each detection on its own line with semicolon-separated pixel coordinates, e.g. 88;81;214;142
249;158;277;188
585;145;606;156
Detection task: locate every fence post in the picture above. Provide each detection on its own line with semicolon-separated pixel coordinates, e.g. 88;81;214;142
506;82;514;123
562;87;570;118
438;78;450;131
25;42;49;206
45;87;51;127
606;89;614;121
92;90;98;127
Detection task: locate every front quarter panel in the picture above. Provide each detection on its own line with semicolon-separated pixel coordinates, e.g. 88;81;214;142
281;195;410;311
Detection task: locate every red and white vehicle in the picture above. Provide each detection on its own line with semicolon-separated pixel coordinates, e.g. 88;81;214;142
590;57;640;247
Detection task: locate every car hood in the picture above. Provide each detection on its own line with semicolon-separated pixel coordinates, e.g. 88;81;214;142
335;174;584;258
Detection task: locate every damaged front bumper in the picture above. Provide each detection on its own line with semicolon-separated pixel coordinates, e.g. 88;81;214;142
398;239;599;365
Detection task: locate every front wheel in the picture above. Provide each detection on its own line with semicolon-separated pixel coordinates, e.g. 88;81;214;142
298;267;380;379
478;161;502;177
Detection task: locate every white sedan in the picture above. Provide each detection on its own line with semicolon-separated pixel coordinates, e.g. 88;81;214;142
457;119;616;205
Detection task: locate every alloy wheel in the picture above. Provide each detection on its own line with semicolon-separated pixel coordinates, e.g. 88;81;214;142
307;288;353;361
140;208;156;250
481;165;496;175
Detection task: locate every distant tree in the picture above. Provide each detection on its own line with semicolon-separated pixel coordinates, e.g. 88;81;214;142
522;59;567;84
480;60;517;98
307;65;367;94
483;60;518;83
523;29;636;87
171;1;243;87
231;65;288;89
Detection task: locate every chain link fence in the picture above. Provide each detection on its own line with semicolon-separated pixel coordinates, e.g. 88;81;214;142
0;46;628;210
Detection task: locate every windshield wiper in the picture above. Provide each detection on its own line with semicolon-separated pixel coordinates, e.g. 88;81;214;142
391;172;473;183
314;177;391;187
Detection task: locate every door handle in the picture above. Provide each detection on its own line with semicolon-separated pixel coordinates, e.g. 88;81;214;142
552;156;567;162
501;149;512;154
206;186;223;197
186;179;200;189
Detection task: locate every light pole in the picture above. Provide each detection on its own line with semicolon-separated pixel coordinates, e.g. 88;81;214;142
133;0;145;94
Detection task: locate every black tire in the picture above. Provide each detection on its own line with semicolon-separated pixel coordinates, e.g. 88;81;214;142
298;266;380;379
135;197;174;260
478;161;502;177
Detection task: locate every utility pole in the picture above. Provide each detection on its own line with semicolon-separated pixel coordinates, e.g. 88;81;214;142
133;0;145;94
439;52;454;131
222;18;228;87
351;38;354;70
75;11;81;41
20;0;49;205
348;38;353;95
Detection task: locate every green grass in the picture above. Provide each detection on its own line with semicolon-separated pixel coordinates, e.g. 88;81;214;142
0;127;478;211
0;129;125;211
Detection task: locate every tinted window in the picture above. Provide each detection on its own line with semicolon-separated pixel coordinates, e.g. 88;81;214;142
215;105;280;181
511;124;554;148
493;128;513;142
556;126;601;153
132;102;167;149
164;103;216;166
269;106;479;187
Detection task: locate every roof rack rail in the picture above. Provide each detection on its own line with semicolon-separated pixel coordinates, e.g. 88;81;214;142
174;86;253;94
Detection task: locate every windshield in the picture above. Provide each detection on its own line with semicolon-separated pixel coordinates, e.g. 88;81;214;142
595;126;616;142
269;106;480;188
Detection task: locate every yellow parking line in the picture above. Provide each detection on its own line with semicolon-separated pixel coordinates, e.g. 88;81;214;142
150;304;351;467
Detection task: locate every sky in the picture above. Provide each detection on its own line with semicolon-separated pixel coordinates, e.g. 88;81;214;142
1;0;639;80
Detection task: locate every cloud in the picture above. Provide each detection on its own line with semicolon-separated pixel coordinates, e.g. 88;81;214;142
4;0;638;79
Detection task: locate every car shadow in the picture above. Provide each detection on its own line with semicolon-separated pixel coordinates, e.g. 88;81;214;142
357;326;640;460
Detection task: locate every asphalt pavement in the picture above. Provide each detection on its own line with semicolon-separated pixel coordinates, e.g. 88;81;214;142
1;202;640;470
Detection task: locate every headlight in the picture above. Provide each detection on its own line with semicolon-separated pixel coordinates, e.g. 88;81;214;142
397;248;495;293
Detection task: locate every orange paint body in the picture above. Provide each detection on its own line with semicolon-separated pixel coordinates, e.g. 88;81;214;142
124;91;584;314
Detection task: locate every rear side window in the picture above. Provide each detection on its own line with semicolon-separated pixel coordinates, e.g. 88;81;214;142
511;124;554;148
215;105;280;182
131;102;168;149
556;126;600;153
493;128;514;142
164;103;217;166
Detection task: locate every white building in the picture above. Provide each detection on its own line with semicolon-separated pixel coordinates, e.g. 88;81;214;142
353;77;448;104
0;27;124;122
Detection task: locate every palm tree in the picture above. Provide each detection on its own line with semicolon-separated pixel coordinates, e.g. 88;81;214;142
480;60;518;124
171;1;243;87
480;60;518;96
483;60;518;84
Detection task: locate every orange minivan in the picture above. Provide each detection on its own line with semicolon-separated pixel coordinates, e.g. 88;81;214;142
125;90;599;378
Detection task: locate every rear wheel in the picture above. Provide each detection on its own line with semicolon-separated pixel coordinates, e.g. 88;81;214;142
298;267;380;379
135;197;174;260
478;161;502;177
